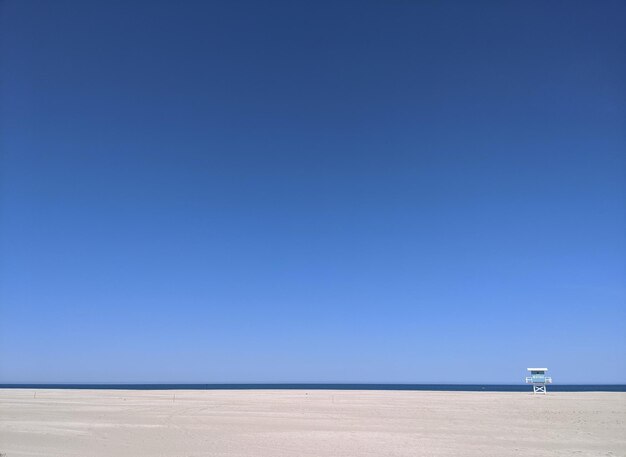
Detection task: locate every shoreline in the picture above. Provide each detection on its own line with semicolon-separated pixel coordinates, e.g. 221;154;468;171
2;383;625;392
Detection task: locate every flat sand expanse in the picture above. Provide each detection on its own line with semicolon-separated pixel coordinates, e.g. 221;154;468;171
1;389;625;456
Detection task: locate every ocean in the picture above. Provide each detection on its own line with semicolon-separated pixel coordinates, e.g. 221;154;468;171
1;384;625;391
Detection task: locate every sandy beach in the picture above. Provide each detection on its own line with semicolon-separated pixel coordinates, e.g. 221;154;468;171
1;389;625;456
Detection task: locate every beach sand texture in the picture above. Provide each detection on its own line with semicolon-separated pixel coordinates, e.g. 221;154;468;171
1;389;625;456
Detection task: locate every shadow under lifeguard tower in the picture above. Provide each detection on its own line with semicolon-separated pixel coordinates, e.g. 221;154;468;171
525;368;552;394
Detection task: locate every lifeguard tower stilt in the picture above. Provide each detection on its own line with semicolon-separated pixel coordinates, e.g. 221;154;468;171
525;368;552;394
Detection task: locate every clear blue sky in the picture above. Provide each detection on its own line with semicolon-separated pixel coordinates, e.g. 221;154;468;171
1;1;624;384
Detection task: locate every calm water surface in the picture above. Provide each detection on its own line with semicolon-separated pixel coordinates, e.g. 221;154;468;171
1;384;625;392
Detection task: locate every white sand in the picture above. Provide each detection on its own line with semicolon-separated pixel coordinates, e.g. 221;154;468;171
1;389;624;456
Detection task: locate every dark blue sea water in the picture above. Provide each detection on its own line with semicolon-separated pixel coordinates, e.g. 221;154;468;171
1;384;625;392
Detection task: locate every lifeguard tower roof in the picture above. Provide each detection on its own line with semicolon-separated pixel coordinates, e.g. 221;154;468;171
527;368;548;371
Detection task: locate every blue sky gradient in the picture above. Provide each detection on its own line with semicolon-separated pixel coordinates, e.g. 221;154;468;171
1;0;625;383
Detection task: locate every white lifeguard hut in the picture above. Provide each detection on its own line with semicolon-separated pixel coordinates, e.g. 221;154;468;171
526;368;552;394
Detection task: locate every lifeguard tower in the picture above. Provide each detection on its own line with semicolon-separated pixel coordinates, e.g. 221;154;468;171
525;368;552;394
